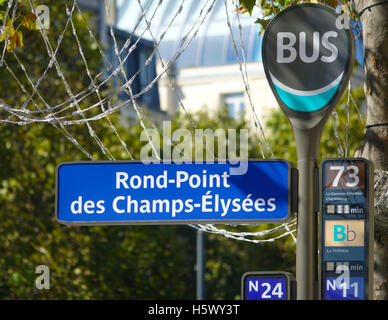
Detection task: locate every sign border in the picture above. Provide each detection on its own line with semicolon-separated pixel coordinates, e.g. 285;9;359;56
241;271;296;300
55;159;298;226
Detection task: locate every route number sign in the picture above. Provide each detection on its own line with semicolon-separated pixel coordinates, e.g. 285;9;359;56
241;272;296;300
320;158;374;300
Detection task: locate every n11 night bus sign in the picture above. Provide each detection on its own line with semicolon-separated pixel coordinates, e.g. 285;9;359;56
320;158;374;300
56;160;297;225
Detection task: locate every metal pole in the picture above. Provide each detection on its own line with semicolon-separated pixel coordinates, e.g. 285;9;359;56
296;158;318;299
294;127;321;300
196;230;205;300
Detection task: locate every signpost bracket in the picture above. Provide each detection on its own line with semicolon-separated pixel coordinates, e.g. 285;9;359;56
291;167;299;216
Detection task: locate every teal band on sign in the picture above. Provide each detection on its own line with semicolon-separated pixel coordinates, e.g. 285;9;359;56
273;82;340;112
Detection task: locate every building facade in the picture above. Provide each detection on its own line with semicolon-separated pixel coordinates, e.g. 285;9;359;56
78;0;168;122
115;0;277;124
79;1;365;126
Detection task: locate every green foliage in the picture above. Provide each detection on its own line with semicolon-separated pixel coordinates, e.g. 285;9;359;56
238;0;256;15
0;115;198;299
0;1;41;52
173;105;296;299
265;87;366;164
205;231;295;299
0;109;296;299
170;105;263;160
0;0;298;300
239;0;359;35
0;0;198;300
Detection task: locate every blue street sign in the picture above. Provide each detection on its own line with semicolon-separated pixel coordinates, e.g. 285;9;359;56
56;160;297;225
324;276;365;300
241;272;296;300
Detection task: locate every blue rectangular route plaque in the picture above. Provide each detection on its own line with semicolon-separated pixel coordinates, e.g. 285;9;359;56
56;160;297;225
241;271;296;300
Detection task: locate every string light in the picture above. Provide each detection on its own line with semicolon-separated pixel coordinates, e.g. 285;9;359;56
0;0;386;244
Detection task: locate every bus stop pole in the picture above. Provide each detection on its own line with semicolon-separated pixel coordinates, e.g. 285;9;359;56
196;230;205;300
294;127;321;300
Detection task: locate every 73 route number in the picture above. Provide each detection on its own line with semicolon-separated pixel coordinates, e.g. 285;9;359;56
330;165;359;188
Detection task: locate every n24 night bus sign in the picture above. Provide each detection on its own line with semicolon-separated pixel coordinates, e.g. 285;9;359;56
56;160;297;225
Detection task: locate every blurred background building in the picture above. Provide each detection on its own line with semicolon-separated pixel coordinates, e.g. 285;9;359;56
78;0;365;124
78;0;278;124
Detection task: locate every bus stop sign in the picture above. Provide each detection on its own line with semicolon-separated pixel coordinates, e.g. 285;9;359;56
320;158;374;300
262;3;355;122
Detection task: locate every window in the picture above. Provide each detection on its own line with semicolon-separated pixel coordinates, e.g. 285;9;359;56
223;93;245;119
108;28;160;111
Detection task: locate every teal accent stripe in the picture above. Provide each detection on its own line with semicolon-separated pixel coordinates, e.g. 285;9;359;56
274;83;340;112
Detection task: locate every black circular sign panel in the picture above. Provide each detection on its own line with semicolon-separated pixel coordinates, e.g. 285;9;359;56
262;4;355;113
